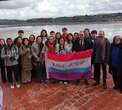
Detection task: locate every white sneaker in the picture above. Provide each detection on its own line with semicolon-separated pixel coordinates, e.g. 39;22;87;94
59;81;63;84
16;84;21;88
10;84;15;89
64;82;68;85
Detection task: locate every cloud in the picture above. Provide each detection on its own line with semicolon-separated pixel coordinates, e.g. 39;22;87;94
0;0;31;9
88;0;122;14
0;0;121;19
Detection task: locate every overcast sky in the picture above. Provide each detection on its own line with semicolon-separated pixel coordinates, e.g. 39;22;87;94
0;0;121;20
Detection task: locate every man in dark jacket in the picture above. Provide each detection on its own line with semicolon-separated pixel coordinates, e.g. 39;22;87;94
93;31;110;89
72;31;93;85
72;31;93;52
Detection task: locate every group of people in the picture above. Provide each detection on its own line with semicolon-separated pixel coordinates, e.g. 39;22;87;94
0;27;122;93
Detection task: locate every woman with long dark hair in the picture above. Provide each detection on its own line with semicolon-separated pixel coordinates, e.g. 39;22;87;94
40;29;48;44
55;32;62;53
57;37;69;84
31;36;46;83
20;38;32;84
65;33;73;54
29;34;35;46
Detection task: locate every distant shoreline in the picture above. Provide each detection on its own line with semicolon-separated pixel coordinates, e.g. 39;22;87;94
0;13;122;28
0;21;122;28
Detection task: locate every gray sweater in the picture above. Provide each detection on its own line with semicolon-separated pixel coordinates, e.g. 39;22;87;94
1;45;19;66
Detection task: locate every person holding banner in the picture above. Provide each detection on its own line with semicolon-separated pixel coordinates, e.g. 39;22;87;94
55;32;62;44
72;31;92;85
93;31;110;89
65;33;74;54
72;31;87;52
56;37;70;84
55;32;62;53
45;48;92;85
57;37;67;55
44;36;57;83
45;36;56;53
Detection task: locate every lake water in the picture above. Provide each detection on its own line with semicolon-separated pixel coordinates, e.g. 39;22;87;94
0;23;122;41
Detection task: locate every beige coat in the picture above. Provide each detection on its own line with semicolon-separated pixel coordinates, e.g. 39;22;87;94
20;45;32;71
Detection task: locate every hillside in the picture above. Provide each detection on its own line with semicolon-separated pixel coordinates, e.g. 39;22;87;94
0;13;122;26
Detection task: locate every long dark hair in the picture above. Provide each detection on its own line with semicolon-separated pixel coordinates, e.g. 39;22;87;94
55;32;62;44
22;38;30;47
40;29;48;37
67;33;73;44
36;36;44;51
112;35;121;46
0;38;6;46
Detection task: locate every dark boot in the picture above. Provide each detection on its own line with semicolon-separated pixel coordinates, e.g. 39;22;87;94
103;83;107;89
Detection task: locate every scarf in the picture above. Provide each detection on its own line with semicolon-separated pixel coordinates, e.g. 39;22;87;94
48;42;55;53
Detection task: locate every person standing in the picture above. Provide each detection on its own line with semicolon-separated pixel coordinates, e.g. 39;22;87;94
29;34;35;46
84;28;91;39
50;31;55;39
65;33;74;54
73;32;79;42
72;31;91;85
72;31;92;52
45;36;56;53
57;37;69;84
109;35;121;90
44;36;56;83
93;31;110;89
14;37;23;81
20;38;32;84
90;30;97;78
31;36;46;83
55;32;62;54
0;87;3;110
91;30;97;43
14;30;24;44
118;40;122;93
62;27;68;42
40;29;48;45
1;38;21;88
0;39;6;83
